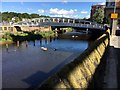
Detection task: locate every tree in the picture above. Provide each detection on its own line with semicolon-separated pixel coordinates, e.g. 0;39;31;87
103;17;110;24
14;17;20;22
1;12;50;22
30;14;40;18
118;19;120;25
92;8;104;24
21;13;30;18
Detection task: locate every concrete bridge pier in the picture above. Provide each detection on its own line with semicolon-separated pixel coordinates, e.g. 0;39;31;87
55;28;58;37
68;19;70;23
57;18;60;23
73;20;75;23
86;28;89;34
63;19;65;23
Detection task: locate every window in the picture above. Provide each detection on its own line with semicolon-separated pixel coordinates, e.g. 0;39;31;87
4;27;7;30
44;26;48;29
11;27;13;31
8;27;11;30
0;27;2;30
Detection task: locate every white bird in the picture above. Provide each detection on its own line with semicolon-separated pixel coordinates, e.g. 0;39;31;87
41;47;48;51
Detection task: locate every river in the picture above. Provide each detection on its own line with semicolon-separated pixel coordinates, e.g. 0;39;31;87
1;33;92;89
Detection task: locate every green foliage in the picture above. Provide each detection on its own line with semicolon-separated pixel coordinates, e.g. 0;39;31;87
61;28;73;33
40;15;50;18
30;13;40;18
118;19;120;25
92;8;104;24
66;28;73;32
34;31;54;38
103;17;110;24
13;32;28;36
1;12;50;22
1;30;54;42
14;17;20;22
1;32;13;41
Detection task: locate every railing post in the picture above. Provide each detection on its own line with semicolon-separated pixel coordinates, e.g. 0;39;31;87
86;28;88;34
68;19;70;23
73;20;75;23
63;19;65;23
53;18;55;22
57;18;60;23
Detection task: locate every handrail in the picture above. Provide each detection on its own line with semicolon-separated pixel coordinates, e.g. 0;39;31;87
14;21;104;29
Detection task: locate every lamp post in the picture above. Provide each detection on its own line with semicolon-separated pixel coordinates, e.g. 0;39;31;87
114;0;117;13
111;0;117;35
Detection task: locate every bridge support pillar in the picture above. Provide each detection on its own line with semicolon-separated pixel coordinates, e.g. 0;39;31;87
49;26;52;31
86;28;89;34
63;19;65;23
53;18;55;22
57;18;60;22
68;19;70;23
55;28;58;37
39;19;40;22
43;19;45;22
73;20;75;23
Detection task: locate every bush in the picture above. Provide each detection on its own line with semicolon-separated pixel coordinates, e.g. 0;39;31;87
34;31;55;38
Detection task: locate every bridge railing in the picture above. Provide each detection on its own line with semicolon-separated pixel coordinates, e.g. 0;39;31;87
37;22;104;29
14;21;104;29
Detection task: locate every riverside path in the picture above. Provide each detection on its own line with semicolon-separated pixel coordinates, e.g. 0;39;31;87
104;35;120;88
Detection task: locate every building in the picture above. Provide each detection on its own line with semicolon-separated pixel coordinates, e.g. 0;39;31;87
0;22;18;33
0;21;52;32
90;4;105;21
104;0;120;24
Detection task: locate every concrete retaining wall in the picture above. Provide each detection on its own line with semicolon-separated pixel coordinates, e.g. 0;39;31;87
39;29;110;89
21;26;52;32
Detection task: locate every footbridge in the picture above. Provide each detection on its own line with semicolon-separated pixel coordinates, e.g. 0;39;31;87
13;17;105;30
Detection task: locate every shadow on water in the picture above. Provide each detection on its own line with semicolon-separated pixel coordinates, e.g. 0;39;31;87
23;71;48;90
23;52;80;89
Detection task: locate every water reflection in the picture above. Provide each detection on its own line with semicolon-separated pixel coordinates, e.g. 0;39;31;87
11;38;88;53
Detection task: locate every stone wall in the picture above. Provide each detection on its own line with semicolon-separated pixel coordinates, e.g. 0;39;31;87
0;25;17;32
39;29;110;89
21;26;52;32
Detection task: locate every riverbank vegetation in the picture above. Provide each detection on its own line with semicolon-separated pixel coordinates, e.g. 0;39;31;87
0;30;55;44
0;27;72;44
34;30;55;38
61;28;73;32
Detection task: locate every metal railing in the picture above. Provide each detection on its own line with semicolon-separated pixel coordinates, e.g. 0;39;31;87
13;21;104;29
